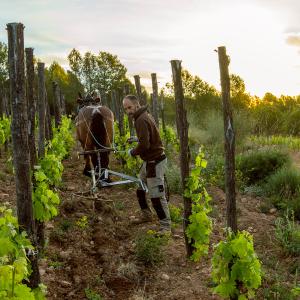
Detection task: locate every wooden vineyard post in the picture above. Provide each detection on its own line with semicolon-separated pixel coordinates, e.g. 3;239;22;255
52;81;61;127
45;90;53;141
37;62;46;249
134;75;146;106
170;60;193;257
7;22;40;288
160;92;166;132
112;89;119;122
123;84;135;136
218;46;237;234
25;48;37;170
118;88;125;136
151;73;159;127
60;92;66;115
37;62;46;158
150;93;153;114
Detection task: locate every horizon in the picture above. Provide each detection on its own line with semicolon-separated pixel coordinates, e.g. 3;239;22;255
1;0;300;97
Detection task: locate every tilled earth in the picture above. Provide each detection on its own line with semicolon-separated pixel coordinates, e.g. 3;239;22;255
0;147;298;300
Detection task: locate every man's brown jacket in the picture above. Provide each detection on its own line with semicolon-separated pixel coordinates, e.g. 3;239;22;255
131;106;164;161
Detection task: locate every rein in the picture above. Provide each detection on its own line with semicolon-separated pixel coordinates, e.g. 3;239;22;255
78;106;126;154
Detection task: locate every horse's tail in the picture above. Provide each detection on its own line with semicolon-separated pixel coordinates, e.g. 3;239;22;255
90;110;107;149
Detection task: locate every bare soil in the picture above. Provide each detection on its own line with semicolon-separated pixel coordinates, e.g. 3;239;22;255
0;147;298;300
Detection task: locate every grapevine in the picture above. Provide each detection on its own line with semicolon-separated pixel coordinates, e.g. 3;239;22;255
184;147;212;261
211;230;262;299
113;120;142;176
0;206;46;299
33;116;74;222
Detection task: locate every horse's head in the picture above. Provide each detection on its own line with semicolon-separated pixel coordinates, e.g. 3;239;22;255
77;92;101;108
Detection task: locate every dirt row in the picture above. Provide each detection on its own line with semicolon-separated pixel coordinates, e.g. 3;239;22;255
0;148;297;299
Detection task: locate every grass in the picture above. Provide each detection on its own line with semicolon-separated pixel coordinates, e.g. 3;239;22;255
249;135;300;151
275;210;300;256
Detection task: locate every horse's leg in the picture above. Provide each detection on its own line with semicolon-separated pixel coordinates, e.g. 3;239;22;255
99;151;110;182
100;151;109;169
83;154;92;177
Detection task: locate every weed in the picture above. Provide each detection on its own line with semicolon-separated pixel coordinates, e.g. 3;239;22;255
48;260;64;269
59;219;73;231
76;215;88;229
275;210;300;256
114;201;125;210
84;287;102;300
169;204;182;226
117;261;139;281
134;230;169;266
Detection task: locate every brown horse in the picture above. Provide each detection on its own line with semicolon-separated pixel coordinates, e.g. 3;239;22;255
75;94;114;177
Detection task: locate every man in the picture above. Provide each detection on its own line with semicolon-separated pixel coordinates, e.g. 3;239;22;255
123;95;171;234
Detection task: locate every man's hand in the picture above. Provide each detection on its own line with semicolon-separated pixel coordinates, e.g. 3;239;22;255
127;148;133;157
127;136;139;144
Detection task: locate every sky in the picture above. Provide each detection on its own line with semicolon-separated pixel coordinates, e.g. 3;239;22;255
1;0;300;97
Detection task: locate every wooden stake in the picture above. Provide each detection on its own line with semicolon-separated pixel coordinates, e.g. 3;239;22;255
37;62;45;158
123;84;134;136
218;46;237;234
134;75;146;106
52;81;61;127
151;73;159;127
118;88;125;136
170;59;193;257
25;48;37;170
7;22;40;288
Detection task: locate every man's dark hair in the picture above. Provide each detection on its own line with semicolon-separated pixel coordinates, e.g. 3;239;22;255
124;94;140;105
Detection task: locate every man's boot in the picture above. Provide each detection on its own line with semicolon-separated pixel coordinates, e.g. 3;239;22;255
131;189;153;224
151;197;171;234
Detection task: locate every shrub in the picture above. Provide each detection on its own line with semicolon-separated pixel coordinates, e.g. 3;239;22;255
262;167;300;219
134;230;169;266
263;167;300;199
275;210;300;256
236;149;290;185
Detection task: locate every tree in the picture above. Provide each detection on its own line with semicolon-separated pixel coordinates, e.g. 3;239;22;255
230;74;251;109
230;74;245;96
165;69;218;98
262;92;277;104
68;48;127;97
45;61;83;114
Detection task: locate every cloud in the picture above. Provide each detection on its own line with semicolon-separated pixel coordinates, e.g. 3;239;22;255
286;34;300;47
39;55;69;67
